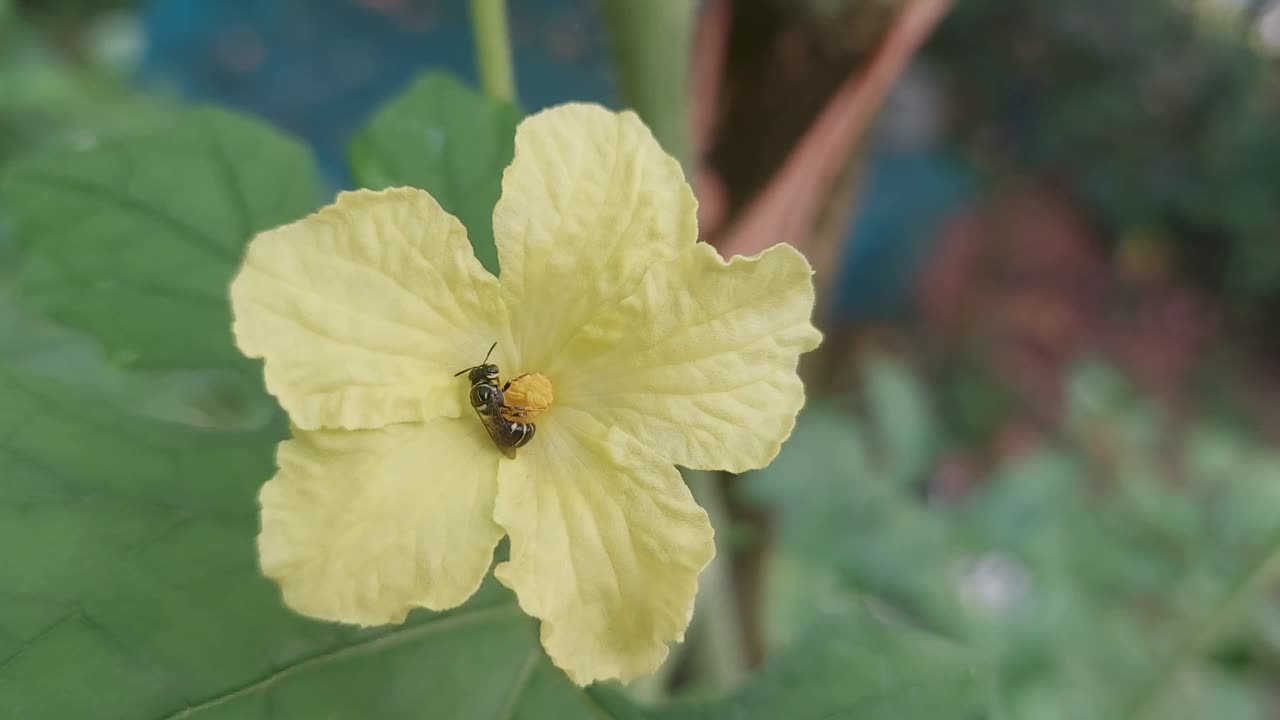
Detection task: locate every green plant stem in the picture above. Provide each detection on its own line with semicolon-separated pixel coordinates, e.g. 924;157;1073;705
1128;525;1280;719
596;0;696;172
686;471;749;690
469;0;516;103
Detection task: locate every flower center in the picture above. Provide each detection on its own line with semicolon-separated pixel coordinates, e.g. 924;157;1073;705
502;372;554;423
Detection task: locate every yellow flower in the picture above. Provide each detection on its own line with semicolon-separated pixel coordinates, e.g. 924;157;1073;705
230;104;821;685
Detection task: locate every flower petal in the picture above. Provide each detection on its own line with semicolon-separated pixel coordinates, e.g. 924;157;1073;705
259;418;503;625
492;104;698;374
558;242;821;473
492;410;715;685
231;188;508;430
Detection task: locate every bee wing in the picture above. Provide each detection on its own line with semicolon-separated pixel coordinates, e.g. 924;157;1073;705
476;409;518;460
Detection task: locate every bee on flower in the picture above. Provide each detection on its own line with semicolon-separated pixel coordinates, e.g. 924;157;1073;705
230;104;821;685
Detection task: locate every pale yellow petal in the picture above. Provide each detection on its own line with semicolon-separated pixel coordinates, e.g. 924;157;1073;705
231;188;509;430
492;103;698;374
259;418;503;625
558;242;821;473
492;409;715;685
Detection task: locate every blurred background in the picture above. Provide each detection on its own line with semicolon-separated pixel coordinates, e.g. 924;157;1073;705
5;0;1280;717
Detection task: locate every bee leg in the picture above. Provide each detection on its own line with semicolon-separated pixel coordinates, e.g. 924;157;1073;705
501;373;530;392
500;403;533;420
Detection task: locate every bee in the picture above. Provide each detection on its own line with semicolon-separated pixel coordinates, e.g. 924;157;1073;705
454;342;536;459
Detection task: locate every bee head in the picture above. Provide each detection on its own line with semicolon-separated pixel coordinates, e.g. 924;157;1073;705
454;342;501;384
468;364;500;385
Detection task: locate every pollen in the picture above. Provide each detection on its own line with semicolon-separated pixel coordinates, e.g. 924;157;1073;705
502;372;554;422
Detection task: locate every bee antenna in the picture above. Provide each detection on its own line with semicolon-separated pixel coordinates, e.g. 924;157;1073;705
454;342;499;377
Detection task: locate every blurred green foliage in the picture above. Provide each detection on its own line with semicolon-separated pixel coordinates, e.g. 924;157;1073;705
0;0;163;168
8;0;138;27
928;0;1280;331
654;609;989;720
748;355;1280;719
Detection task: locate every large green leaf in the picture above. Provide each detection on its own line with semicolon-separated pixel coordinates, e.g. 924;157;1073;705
348;73;520;275
0;108;321;371
0;357;649;720
0;285;269;429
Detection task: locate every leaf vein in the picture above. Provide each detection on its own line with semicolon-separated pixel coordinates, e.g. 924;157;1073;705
156;602;523;720
17;170;239;264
